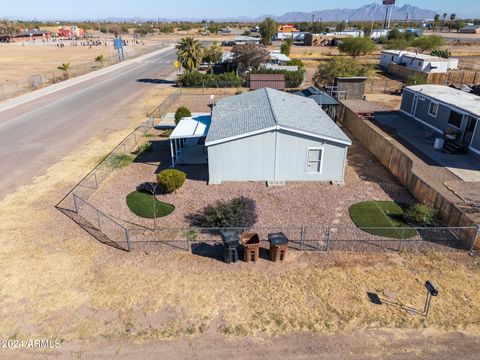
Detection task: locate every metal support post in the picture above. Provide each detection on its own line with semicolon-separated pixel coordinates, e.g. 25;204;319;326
125;228;132;252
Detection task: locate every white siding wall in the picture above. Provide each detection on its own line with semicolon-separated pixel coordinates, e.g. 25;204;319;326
275;131;347;182
207;130;348;183
207;131;276;183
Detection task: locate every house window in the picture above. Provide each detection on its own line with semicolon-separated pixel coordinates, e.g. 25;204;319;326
306;148;323;174
448;110;463;129
428;102;439;117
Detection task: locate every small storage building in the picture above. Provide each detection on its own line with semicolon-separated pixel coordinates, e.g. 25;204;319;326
205;88;351;185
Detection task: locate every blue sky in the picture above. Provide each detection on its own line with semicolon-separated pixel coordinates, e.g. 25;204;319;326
1;0;479;20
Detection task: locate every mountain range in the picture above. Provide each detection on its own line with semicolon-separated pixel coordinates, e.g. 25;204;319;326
100;3;437;23
257;3;436;22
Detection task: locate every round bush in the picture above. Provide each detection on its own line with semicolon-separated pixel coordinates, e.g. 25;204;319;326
175;106;192;125
157;169;186;194
403;203;439;227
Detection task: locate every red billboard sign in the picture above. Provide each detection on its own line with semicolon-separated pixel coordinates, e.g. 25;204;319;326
383;0;396;4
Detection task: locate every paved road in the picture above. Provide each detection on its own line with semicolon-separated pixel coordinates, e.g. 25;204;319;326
0;47;177;201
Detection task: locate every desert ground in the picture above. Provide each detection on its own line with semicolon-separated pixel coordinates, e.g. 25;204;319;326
0;34;166;83
1;88;480;359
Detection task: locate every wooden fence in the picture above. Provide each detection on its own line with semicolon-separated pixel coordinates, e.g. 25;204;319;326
387;63;480;86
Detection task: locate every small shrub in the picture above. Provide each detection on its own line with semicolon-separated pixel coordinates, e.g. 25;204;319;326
431;49;451;59
132;142;152;155
107;154;134;169
405;73;427;86
190;196;257;228
181;71;243;88
286;59;304;69
160;129;173;137
403;203;440;227
157;169;187;194
175;107;192;125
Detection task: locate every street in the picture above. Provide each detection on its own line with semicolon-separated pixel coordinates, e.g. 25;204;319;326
0;47;177;200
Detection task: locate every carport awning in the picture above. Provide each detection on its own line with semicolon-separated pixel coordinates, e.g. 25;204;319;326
170;115;211;139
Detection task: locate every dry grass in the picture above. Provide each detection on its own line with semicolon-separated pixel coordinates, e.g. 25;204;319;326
1;89;480;345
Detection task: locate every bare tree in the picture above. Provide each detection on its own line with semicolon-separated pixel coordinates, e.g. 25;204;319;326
231;43;270;73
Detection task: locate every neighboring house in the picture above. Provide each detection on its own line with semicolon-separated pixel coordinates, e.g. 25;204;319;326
278;24;299;33
205;88;351;185
380;50;459;73
276;32;305;41
234;36;260;45
58;26;85;38
400;85;480;155
292;86;340;121
221;50;292;72
221;50;291;65
15;30;51;40
264;64;299;72
459;25;480;34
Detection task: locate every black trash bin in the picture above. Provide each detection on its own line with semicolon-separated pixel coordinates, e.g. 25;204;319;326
268;232;289;262
221;230;240;264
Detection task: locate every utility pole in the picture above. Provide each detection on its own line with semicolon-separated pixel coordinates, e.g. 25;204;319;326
311;14;315;33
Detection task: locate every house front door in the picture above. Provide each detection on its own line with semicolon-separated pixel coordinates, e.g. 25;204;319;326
462;116;478;146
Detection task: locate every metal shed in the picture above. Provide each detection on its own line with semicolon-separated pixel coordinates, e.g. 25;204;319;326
292;86;340;121
248;74;285;91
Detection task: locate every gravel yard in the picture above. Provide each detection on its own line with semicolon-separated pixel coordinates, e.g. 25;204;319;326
89;126;413;232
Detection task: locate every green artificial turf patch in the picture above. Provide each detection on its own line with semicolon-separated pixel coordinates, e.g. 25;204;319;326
126;191;175;219
349;201;417;239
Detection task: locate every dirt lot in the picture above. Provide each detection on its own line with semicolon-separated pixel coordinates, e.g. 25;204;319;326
0;34;163;84
1;91;480;358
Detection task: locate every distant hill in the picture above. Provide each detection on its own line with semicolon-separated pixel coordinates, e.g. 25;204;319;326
95;3;437;23
258;3;436;22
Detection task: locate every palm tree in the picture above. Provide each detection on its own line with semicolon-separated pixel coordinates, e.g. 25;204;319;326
176;37;203;73
433;14;440;32
449;14;456;32
57;63;70;79
442;13;447;32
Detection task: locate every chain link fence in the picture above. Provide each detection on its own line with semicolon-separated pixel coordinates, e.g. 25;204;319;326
57;89;479;255
0;42;173;101
124;224;477;254
56;92;181;250
365;78;404;95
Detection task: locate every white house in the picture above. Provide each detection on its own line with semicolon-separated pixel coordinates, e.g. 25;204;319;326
205;88;352;185
380;50;459;74
234;36;260;45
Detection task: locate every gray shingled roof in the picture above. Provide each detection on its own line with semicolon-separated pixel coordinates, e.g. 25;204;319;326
206;88;351;146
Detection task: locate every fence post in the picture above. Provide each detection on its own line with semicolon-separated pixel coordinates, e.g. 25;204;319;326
470;226;479;254
96;209;102;231
325;226;331;251
300;226;305;251
125;228;132;252
398;228;405;252
73;193;78;213
93;172;99;189
123;143;127;154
